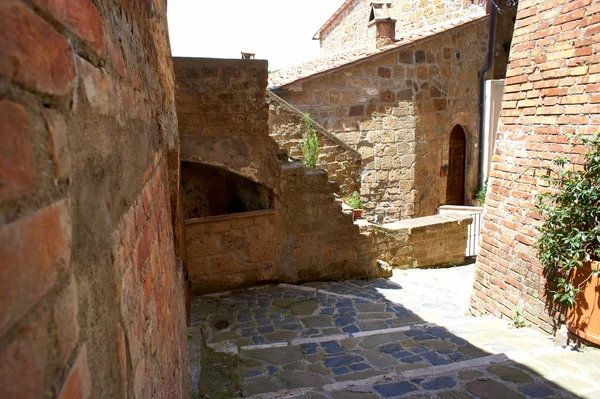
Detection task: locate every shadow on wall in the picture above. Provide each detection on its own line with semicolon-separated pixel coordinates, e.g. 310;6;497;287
181;161;273;219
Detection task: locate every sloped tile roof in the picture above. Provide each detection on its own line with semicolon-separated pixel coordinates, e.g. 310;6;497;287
269;13;488;89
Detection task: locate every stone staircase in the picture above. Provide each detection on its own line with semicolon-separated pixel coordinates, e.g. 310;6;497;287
187;276;587;399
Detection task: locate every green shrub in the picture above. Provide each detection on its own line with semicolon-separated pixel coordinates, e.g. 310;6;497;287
474;180;488;206
301;113;319;169
346;191;363;209
535;134;600;308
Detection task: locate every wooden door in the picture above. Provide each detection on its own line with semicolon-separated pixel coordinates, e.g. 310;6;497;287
446;125;466;205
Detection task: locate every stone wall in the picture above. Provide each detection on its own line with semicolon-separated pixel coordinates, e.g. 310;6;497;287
0;0;189;397
267;90;362;198
174;58;379;294
374;214;472;269
278;19;489;222
470;0;600;334
318;0;485;55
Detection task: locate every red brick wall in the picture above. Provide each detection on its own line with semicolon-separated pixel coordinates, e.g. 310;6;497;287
0;0;189;397
470;0;600;334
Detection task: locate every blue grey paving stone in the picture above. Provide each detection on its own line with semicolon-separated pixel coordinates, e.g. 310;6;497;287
380;343;403;353
258;326;275;333
519;383;556;398
332;366;352;375
427;327;453;338
321;308;335;315
301;329;321;337
301;343;319;354
487;365;534;384
267;366;278;375
339;307;358;316
277;371;332;389
343;325;360;333
421;376;457;390
391;351;412;359
466;379;525;399
283;324;303;331
324;355;364;368
252;336;266;344
336;317;356;326
349;363;371;371
373;381;418;397
322;341;344;354
400;355;423;363
429;357;451;366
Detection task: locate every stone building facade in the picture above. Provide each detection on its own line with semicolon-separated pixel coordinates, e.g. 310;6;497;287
174;58;380;294
271;18;490;221
314;0;486;56
0;0;190;397
470;0;600;334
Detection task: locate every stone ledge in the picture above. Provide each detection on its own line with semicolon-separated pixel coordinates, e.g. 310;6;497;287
185;209;276;225
379;213;473;233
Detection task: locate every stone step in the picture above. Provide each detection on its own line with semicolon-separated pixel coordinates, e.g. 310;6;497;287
238;323;492;397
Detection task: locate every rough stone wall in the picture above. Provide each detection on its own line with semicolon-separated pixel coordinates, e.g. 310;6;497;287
374;214;472;269
279;19;489;222
174;58;378;294
267;90;362;198
319;0;485;55
0;0;190;397
470;0;600;334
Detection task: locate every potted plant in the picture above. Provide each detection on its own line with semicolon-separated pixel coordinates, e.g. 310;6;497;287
346;191;363;220
535;134;600;344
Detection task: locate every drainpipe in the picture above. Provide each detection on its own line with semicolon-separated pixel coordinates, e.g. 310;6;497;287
477;3;497;188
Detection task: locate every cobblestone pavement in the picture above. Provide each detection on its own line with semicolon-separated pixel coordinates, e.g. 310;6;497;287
188;265;600;398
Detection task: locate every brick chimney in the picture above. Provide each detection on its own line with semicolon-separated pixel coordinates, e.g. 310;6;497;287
241;52;256;59
368;1;396;49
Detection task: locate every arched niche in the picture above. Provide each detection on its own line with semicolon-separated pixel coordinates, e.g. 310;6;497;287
181;161;273;220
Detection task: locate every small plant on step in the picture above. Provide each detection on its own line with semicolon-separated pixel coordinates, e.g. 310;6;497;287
346;191;363;209
512;308;526;328
301;113;319;169
474;179;488;206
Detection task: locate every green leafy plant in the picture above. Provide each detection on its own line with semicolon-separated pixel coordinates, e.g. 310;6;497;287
535;134;600;308
301;113;319;169
512;308;526;328
474;179;488;206
346;191;363;209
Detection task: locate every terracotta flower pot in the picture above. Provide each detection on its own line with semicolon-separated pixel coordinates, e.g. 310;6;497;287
353;209;363;220
566;261;600;345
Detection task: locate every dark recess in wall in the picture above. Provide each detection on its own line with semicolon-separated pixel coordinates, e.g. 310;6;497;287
182;161;273;219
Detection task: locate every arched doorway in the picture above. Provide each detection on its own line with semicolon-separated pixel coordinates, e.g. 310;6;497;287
446;125;466;205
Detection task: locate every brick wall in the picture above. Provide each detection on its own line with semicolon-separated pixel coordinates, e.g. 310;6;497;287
0;0;189;397
174;58;380;294
374;214;472;269
278;19;489;222
470;0;600;334
318;0;485;55
267;90;362;198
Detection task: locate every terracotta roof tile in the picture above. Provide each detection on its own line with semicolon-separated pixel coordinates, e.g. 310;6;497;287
269;13;488;89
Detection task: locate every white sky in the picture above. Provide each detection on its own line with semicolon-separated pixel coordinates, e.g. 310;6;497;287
167;0;344;70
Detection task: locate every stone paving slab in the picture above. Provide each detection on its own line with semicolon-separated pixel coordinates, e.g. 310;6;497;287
247;359;579;399
189;265;600;399
190;280;421;347
239;325;492;396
